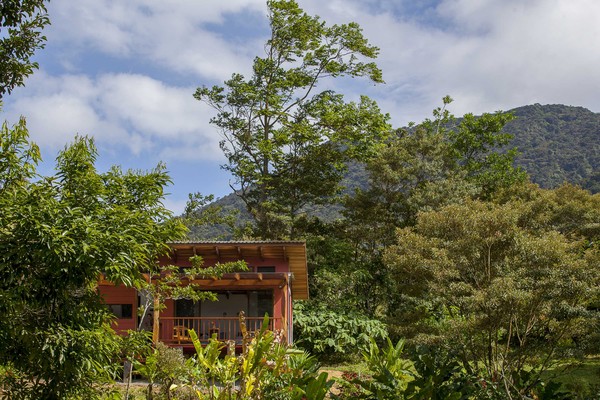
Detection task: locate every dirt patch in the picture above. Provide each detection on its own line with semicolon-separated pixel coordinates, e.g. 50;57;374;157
320;369;344;380
320;369;347;397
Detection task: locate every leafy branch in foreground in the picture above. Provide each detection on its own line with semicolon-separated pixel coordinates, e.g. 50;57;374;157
0;116;185;399
0;0;50;97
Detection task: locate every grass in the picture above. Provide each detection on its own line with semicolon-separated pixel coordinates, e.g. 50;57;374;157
321;360;369;375
543;358;600;398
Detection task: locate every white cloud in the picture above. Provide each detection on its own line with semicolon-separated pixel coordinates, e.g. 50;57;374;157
434;0;600;112
48;0;267;81
97;74;200;138
37;0;600;122
4;72;223;162
4;73;105;148
297;0;600;123
162;196;189;216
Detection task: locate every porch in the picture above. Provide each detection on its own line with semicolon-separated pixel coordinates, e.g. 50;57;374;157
158;316;282;345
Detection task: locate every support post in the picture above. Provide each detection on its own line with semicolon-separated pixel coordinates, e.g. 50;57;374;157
153;296;160;344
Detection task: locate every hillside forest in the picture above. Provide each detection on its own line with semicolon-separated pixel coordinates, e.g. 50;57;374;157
0;0;599;399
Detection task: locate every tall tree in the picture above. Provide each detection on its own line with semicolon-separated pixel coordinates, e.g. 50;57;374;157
331;100;522;320
383;187;600;397
450;110;526;197
195;0;390;239
343;99;461;250
0;0;49;97
344;97;525;249
0;120;185;399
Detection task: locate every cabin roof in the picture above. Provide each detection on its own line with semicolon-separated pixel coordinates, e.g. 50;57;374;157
166;241;309;300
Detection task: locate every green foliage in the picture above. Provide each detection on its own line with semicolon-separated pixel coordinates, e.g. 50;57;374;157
0;118;185;398
345;97;523;246
333;98;524;334
450;110;526;196
343;102;461;246
122;330;154;399
0;0;50;97
0;116;40;189
293;301;387;359
195;0;389;239
358;338;417;398
580;171;600;194
504;104;600;192
187;103;600;237
405;345;474;400
136;343;189;400
554;359;600;400
383;190;600;398
301;223;391;321
1;323;123;399
339;337;417;399
335;341;597;400
182;316;333;399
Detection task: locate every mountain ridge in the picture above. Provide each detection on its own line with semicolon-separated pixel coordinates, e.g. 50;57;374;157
504;103;600;189
189;103;600;239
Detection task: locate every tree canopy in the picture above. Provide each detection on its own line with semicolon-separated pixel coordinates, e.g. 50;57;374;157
0;0;49;98
383;184;600;397
195;0;390;239
0;119;185;398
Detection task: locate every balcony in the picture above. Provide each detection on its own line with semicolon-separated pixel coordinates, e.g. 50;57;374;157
159;316;282;345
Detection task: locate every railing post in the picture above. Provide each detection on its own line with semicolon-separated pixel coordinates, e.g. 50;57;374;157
152;296;160;344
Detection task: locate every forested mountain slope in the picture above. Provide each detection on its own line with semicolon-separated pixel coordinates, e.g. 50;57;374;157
505;104;600;191
190;104;600;238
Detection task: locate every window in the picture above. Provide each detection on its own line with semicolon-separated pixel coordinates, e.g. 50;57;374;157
108;304;133;319
248;290;274;318
257;266;276;273
175;299;200;317
256;291;274;317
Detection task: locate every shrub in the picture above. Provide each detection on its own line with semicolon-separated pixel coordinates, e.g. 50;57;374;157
293;302;387;360
188;315;333;399
135;342;188;400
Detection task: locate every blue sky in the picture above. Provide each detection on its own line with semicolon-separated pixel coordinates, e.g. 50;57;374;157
3;0;600;214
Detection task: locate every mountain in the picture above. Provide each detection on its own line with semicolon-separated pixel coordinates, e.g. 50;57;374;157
504;104;600;190
189;104;600;238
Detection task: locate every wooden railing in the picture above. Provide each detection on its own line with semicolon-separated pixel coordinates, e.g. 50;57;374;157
159;317;281;344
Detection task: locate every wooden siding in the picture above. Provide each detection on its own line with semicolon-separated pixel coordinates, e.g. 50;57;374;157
165;242;309;300
98;285;137;331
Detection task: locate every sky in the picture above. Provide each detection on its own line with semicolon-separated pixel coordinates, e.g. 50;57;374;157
3;0;600;214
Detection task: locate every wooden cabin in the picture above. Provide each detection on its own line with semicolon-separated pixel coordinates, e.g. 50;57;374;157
98;241;309;349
